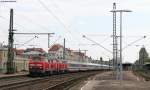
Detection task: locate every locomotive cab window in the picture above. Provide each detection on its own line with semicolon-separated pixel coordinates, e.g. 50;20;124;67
31;57;48;62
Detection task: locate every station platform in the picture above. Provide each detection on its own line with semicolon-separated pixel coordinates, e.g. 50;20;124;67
0;72;28;79
70;71;150;90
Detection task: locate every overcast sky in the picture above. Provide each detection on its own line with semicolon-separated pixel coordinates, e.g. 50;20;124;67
0;0;150;63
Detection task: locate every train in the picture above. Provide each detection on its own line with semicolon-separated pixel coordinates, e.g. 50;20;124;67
29;55;111;76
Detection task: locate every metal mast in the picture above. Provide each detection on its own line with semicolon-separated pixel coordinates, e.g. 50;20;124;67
111;7;132;81
7;9;15;74
112;3;118;77
118;10;132;80
119;12;123;81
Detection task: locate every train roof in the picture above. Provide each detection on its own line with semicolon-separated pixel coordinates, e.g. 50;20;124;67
67;61;109;66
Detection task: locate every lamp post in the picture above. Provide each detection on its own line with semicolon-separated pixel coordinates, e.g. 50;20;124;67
110;9;132;80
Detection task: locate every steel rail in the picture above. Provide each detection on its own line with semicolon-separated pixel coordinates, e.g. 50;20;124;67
0;71;101;90
44;72;97;90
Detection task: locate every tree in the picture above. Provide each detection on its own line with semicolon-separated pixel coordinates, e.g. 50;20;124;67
144;58;150;64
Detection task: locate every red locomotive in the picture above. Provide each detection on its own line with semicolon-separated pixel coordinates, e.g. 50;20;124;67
29;56;68;76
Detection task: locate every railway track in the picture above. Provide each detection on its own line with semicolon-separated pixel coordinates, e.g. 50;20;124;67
0;71;101;90
0;75;41;89
133;70;150;81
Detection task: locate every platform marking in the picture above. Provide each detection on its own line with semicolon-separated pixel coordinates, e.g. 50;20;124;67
80;81;90;90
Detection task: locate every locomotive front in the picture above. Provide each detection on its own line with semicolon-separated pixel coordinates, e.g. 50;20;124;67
29;56;49;76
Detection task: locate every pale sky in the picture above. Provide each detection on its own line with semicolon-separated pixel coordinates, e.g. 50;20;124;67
0;0;150;63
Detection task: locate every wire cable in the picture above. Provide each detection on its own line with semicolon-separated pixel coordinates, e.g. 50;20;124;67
83;35;112;54
38;0;69;32
50;35;62;47
122;36;146;50
100;35;111;43
0;16;33;32
37;0;83;45
16;35;38;48
17;14;51;32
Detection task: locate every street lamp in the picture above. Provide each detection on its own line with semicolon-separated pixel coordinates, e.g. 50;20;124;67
110;9;132;81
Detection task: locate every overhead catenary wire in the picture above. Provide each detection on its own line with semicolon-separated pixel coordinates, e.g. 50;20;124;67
17;14;51;32
100;35;111;43
0;16;34;32
50;35;62;46
78;43;96;46
37;0;69;32
122;36;146;50
0;15;55;48
0;1;54;32
37;0;115;49
16;35;38;48
83;35;112;54
50;0;65;18
0;14;55;48
86;34;110;37
49;0;84;39
37;0;84;45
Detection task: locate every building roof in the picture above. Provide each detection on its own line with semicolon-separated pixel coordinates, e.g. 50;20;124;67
0;47;8;51
25;48;45;53
73;51;85;56
49;44;63;51
15;49;25;55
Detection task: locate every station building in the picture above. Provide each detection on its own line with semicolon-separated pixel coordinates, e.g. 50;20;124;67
0;47;29;73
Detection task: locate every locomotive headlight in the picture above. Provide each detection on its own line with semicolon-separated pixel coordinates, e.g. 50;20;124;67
36;64;42;66
39;66;43;69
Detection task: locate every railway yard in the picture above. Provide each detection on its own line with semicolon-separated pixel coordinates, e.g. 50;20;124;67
0;70;150;90
0;1;150;90
0;71;101;90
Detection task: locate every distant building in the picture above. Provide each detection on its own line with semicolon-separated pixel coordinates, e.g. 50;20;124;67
73;51;86;62
0;47;8;61
48;44;63;59
48;44;91;62
15;49;25;57
23;48;47;58
0;46;29;73
0;47;8;73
